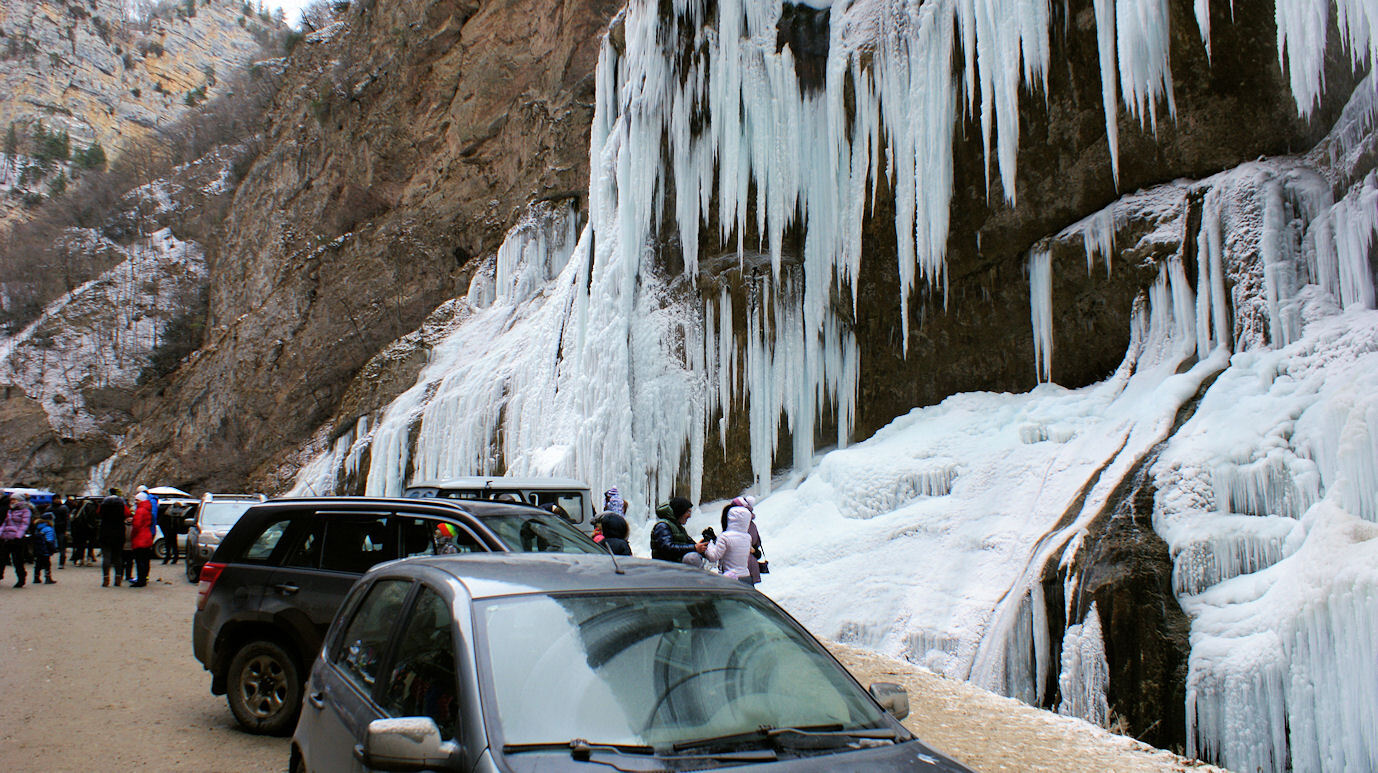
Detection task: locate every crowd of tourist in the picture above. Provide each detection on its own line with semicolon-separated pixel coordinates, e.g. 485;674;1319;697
0;485;175;589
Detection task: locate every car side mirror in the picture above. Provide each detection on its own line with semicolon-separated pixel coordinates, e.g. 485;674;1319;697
869;682;910;720
355;717;458;772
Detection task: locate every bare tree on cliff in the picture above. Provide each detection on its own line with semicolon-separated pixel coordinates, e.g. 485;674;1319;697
300;0;349;34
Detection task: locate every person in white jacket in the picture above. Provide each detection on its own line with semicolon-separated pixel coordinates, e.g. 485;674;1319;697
704;502;754;583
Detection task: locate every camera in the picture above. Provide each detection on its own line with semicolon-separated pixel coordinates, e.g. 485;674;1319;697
700;527;716;542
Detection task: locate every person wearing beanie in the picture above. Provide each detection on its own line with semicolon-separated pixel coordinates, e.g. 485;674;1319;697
650;496;705;564
603;487;626;516
0;492;31;587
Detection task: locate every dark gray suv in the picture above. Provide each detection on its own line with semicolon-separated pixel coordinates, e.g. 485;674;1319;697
291;553;971;772
192;497;605;735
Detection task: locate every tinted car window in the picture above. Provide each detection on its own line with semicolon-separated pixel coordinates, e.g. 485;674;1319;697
242;519;291;563
381;586;459;739
479;513;603;554
335;579;411;694
281;519;323;569
320;514;393;573
397;517;484;558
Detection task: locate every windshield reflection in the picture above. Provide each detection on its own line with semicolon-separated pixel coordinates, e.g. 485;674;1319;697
478;592;886;750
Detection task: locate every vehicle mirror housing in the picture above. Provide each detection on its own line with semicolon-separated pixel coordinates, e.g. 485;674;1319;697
869;682;910;720
356;717;458;771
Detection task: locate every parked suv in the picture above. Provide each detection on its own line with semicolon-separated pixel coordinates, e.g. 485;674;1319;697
192;496;605;736
405;476;595;532
185;492;268;582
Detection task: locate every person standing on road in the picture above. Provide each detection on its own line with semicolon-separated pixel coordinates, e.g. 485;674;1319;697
0;492;30;587
157;496;179;564
650;497;706;565
98;489;128;587
30;511;58;584
52;496;70;570
128;491;154;587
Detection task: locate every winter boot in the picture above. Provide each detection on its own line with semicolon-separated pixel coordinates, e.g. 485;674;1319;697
44;572;55;584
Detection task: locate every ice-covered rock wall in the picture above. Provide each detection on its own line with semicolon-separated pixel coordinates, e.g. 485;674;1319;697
285;2;1377;767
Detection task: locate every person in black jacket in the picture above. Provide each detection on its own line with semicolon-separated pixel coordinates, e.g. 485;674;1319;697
596;512;633;556
97;489;129;587
649;496;705;564
52;496;69;569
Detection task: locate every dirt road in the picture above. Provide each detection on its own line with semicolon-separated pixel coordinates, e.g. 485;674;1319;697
0;562;1219;772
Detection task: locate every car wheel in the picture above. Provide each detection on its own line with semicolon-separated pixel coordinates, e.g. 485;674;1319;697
186;557;199;583
153;538;166;560
227;640;302;735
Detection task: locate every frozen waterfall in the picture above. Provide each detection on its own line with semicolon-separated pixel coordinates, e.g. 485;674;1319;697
285;2;1378;769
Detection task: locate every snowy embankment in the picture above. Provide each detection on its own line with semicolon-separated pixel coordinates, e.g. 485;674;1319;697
830;643;1222;773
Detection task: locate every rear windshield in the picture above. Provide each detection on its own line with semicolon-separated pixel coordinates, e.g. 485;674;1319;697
478;513;603;554
200;501;257;530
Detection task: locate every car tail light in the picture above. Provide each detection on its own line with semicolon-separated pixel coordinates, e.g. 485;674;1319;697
196;562;226;611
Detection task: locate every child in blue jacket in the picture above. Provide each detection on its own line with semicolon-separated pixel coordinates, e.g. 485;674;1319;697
31;513;58;584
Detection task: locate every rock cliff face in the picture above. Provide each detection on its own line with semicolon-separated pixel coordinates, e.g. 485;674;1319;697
108;0;1360;498
0;0;279;227
104;0;621;489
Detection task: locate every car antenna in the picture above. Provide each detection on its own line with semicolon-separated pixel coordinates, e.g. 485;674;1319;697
604;541;625;575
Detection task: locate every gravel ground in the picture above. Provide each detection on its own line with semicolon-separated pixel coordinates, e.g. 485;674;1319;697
0;561;1222;772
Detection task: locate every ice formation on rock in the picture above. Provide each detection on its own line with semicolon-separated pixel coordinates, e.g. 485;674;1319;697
1057;602;1111;728
283;2;1378;768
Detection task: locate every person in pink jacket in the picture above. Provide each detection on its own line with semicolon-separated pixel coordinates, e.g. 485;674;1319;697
0;492;32;587
128;491;155;587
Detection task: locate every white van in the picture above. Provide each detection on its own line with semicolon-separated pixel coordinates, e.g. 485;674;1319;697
404;476;595;533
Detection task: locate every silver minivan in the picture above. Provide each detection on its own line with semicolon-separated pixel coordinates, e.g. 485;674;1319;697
290;554;970;773
405;476;595;533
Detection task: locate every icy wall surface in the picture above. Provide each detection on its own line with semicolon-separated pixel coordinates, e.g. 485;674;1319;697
286;2;1378;768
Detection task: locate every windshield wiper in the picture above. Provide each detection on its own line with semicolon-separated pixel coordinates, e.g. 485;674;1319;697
504;739;774;771
672;724;904;754
766;725;905;750
503;739;655;757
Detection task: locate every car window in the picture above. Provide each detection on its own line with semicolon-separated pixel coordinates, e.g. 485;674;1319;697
320;514;394;573
381;586;460;740
335;579;412;695
478;513;604;554
280;519;324;569
397;517;485;558
531;492;587;523
200;501;256;530
477;592;886;748
241;519;291;563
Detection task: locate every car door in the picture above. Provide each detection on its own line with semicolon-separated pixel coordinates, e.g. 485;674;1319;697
266;510;397;655
301;577;414;772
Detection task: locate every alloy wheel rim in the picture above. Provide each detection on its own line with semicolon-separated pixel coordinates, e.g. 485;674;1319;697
239;654;288;718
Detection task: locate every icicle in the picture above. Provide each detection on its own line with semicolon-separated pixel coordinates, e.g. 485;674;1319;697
1057;603;1111;727
1029;248;1054;383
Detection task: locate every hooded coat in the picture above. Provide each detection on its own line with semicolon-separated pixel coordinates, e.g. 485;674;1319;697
704;505;753;579
131;494;155;550
0;501;32;541
98;495;129;543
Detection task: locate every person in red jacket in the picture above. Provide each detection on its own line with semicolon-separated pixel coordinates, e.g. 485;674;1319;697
128;491;155;587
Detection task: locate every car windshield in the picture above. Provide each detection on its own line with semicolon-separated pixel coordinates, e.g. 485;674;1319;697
476;591;887;750
200;501;256;530
477;513;603;555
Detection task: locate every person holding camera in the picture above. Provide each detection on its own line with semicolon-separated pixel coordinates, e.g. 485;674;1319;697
704;499;755;584
650;497;706;565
